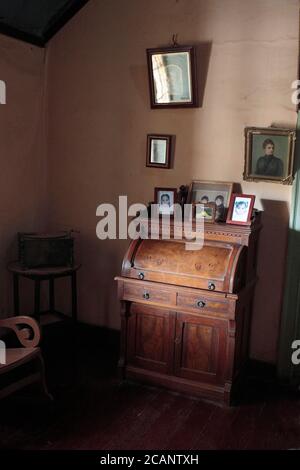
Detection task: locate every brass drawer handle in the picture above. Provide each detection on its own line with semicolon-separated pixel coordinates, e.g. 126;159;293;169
138;272;145;280
208;282;216;291
197;300;206;308
143;292;150;300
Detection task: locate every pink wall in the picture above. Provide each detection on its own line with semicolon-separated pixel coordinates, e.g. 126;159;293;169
45;0;298;363
0;35;47;315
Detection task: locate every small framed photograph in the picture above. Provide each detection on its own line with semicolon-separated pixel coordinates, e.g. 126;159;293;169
146;46;198;109
154;187;177;215
194;202;216;222
244;127;296;184
146;134;173;168
226;194;256;226
188;180;233;222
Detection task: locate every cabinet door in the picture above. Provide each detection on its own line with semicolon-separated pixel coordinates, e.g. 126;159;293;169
127;303;175;374
174;313;227;385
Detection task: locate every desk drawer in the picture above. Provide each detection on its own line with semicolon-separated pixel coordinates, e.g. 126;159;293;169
177;292;228;314
123;282;174;306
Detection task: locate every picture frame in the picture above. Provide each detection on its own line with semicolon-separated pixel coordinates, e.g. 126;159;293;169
146;46;198;109
154;187;177;215
194;202;216;222
226;194;256;226
244;127;296;185
146;134;173;169
188;180;233;222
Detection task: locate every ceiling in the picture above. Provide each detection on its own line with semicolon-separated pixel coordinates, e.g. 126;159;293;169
0;0;90;47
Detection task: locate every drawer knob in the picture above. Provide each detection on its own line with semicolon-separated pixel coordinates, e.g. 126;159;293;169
138;272;145;280
197;300;206;308
143;292;150;300
208;282;216;291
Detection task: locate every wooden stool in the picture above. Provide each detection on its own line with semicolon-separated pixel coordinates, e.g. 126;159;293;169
7;262;81;326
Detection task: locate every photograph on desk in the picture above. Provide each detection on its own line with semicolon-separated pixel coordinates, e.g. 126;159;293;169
188;180;233;221
194;202;216;221
226;193;256;226
154;187;177;215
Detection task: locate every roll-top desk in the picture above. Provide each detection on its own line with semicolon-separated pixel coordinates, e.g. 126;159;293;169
115;215;262;405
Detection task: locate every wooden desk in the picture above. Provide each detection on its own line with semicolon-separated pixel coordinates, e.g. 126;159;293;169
7;262;81;325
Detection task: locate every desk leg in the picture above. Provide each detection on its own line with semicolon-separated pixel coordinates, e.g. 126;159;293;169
71;272;77;322
13;274;20;316
49;278;55;312
34;280;41;318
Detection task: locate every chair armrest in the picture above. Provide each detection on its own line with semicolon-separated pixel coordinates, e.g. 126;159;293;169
0;316;40;347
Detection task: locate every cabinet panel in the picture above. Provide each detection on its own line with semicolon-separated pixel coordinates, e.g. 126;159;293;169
127;303;175;374
174;313;227;385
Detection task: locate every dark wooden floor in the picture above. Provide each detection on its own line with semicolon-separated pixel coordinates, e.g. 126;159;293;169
1;324;300;450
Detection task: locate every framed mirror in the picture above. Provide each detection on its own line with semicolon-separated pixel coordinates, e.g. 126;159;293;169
146;134;173;169
146;46;198;108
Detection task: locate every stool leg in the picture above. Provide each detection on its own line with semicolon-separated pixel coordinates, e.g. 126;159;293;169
71;272;77;322
34;280;41;318
49;278;55;312
13;273;20;316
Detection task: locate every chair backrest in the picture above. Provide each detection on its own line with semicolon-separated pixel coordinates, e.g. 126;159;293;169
0;316;41;348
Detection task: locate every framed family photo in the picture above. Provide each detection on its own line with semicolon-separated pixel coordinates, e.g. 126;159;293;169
146;46;198;108
154;187;177;215
226;194;256;226
146;134;173;168
244;127;296;184
188;180;233;222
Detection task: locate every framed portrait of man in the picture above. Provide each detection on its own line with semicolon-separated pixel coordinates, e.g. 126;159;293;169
243;127;296;184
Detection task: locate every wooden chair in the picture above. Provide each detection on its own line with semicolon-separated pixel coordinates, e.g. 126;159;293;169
0;316;52;400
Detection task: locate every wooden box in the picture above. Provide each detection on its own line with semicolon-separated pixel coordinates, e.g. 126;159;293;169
18;232;74;269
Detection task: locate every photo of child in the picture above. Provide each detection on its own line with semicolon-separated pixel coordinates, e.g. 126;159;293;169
156;189;175;215
193;191;227;221
232;197;251;222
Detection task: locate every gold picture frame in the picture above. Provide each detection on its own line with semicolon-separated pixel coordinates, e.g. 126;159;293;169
243;127;296;185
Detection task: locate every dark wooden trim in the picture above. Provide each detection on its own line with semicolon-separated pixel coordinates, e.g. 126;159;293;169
43;0;90;44
0;23;45;47
0;0;90;47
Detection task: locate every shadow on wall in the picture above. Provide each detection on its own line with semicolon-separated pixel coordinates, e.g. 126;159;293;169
52;233;128;328
195;41;212;108
250;198;289;363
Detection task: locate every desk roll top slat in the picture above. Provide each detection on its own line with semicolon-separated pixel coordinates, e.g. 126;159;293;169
115;214;262;405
